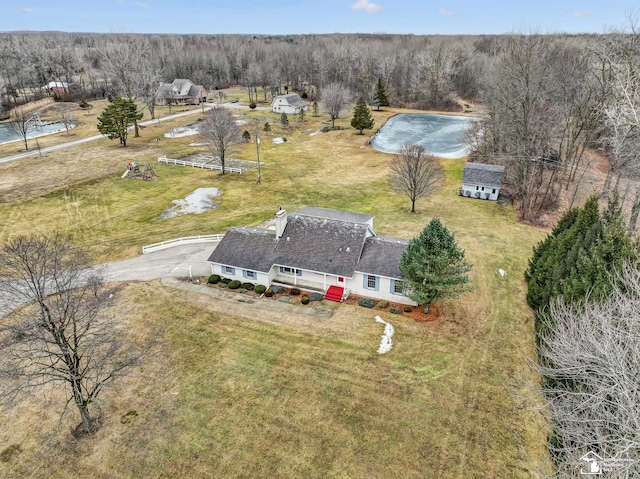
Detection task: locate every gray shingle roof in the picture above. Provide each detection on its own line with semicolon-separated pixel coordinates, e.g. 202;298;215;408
207;227;276;273
355;236;408;278
296;207;373;225
462;163;505;188
273;94;308;108
273;214;369;277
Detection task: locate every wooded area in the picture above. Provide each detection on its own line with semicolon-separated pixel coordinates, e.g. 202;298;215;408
0;25;639;226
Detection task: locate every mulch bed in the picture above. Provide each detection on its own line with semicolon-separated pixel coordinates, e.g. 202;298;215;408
343;294;440;323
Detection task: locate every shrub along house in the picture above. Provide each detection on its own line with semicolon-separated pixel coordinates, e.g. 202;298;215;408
459;162;505;200
155;79;208;106
271;94;309;114
207;207;416;305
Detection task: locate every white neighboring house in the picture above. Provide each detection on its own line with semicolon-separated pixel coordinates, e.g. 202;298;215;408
207;207;416;305
271;94;309;114
460;162;505;200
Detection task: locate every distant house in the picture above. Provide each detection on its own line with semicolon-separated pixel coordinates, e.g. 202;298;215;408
155;79;208;106
271;94;309;114
207;207;416;305
460;163;505;200
41;81;79;96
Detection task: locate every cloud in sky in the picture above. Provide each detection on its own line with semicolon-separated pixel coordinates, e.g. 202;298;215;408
438;8;454;17
571;10;589;18
20;7;33;12
351;0;383;14
135;1;149;7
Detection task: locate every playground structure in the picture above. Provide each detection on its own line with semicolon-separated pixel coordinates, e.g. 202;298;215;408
122;161;157;180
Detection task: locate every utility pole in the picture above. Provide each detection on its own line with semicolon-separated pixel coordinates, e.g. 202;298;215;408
255;131;261;184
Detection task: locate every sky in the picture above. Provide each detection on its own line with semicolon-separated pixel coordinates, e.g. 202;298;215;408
2;0;637;35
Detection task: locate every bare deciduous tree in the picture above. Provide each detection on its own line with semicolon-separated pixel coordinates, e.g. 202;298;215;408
534;262;640;476
53;103;76;135
389;143;444;213
321;82;352;128
7;107;32;150
199;106;241;175
0;233;141;434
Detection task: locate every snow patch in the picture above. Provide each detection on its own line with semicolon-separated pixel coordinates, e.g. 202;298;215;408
160;187;221;219
164;126;199;138
272;137;287;144
375;315;395;354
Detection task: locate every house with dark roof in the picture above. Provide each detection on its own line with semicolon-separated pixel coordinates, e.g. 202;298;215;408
271;94;309;114
155;79;208;106
207;207;415;304
460;162;505;200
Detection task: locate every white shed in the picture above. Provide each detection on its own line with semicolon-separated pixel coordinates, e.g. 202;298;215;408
460;163;505;200
271;94;309;114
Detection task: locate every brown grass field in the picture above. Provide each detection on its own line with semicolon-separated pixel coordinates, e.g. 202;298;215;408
0;89;552;478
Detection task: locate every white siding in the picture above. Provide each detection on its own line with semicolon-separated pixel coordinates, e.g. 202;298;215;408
461;183;500;201
348;272;416;306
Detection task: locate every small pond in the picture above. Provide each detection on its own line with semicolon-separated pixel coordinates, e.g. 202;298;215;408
161;187;221;219
371;113;477;158
0;121;76;145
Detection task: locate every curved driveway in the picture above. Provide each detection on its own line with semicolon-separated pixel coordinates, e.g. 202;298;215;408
103;243;216;282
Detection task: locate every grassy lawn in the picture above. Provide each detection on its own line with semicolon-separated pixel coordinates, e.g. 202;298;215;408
0;92;551;478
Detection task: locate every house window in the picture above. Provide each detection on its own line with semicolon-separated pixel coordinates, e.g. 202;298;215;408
364;275;379;291
492;189;496;194
481;186;485;191
338;277;344;283
279;266;302;276
391;280;405;295
244;270;257;279
222;266;235;275
476;186;479;191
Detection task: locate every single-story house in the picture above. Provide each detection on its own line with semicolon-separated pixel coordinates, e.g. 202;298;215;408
460;162;505;200
207;207;416;305
155;79;208;106
271;94;309;114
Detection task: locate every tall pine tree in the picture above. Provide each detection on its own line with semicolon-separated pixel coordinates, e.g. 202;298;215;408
372;78;389;111
96;97;142;147
525;194;637;333
350;97;375;135
400;218;473;312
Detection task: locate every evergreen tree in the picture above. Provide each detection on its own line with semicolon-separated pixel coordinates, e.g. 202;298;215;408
96;97;142;147
372;78;390;111
350;97;375;135
280;111;289;127
312;101;319;117
399;218;473;312
298;107;306;122
264;122;271;132
525;194;637;330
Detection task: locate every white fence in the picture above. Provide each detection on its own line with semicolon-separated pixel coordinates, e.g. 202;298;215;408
157;155;243;174
142;234;224;254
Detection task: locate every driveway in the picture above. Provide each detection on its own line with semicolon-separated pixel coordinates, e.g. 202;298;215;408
103;243;216;282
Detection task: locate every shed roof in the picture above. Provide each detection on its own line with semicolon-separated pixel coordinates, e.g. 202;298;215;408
273;93;308;108
462;163;505;188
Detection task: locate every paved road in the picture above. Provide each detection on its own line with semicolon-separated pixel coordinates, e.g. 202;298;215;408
0;102;270;165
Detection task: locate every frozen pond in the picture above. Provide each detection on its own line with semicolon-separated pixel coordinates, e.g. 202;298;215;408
371;114;476;158
161;187;221;219
0;121;76;145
